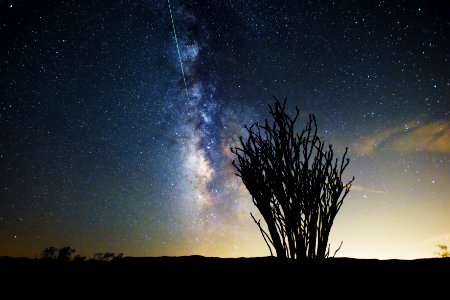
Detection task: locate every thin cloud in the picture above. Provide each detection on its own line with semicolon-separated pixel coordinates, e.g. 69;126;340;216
357;120;450;155
352;184;387;195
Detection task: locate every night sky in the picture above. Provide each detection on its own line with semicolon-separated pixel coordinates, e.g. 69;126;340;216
1;0;449;259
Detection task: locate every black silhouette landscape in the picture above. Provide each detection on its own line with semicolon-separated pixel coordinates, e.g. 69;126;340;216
2;255;449;292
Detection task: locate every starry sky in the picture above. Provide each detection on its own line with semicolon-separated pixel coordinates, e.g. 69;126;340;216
1;0;449;259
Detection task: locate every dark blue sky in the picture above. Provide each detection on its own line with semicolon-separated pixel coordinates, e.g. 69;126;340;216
1;0;449;258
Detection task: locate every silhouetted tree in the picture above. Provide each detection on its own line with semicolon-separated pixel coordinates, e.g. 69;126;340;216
57;246;75;261
41;246;76;261
41;246;58;260
231;97;354;259
435;245;450;258
73;254;87;262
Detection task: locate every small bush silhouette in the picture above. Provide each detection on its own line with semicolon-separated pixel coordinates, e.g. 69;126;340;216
92;252;123;261
41;246;76;261
41;246;58;260
73;254;87;262
435;244;450;258
40;246;124;262
58;246;76;261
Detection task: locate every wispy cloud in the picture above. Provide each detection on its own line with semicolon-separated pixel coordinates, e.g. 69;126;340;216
356;120;450;155
351;185;387;194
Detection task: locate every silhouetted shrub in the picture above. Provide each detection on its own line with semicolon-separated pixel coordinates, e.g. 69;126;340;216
41;246;77;261
73;254;87;262
57;246;75;261
435;245;450;258
231;97;354;259
92;252;123;261
41;246;58;260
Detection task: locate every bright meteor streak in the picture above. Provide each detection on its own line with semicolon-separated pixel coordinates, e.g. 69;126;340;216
168;0;189;99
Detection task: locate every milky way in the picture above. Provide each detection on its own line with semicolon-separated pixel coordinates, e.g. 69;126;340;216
163;2;252;253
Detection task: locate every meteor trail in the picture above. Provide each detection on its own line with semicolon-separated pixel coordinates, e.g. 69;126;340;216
167;0;189;99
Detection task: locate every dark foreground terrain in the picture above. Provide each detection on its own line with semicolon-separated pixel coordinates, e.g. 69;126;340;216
1;256;448;295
